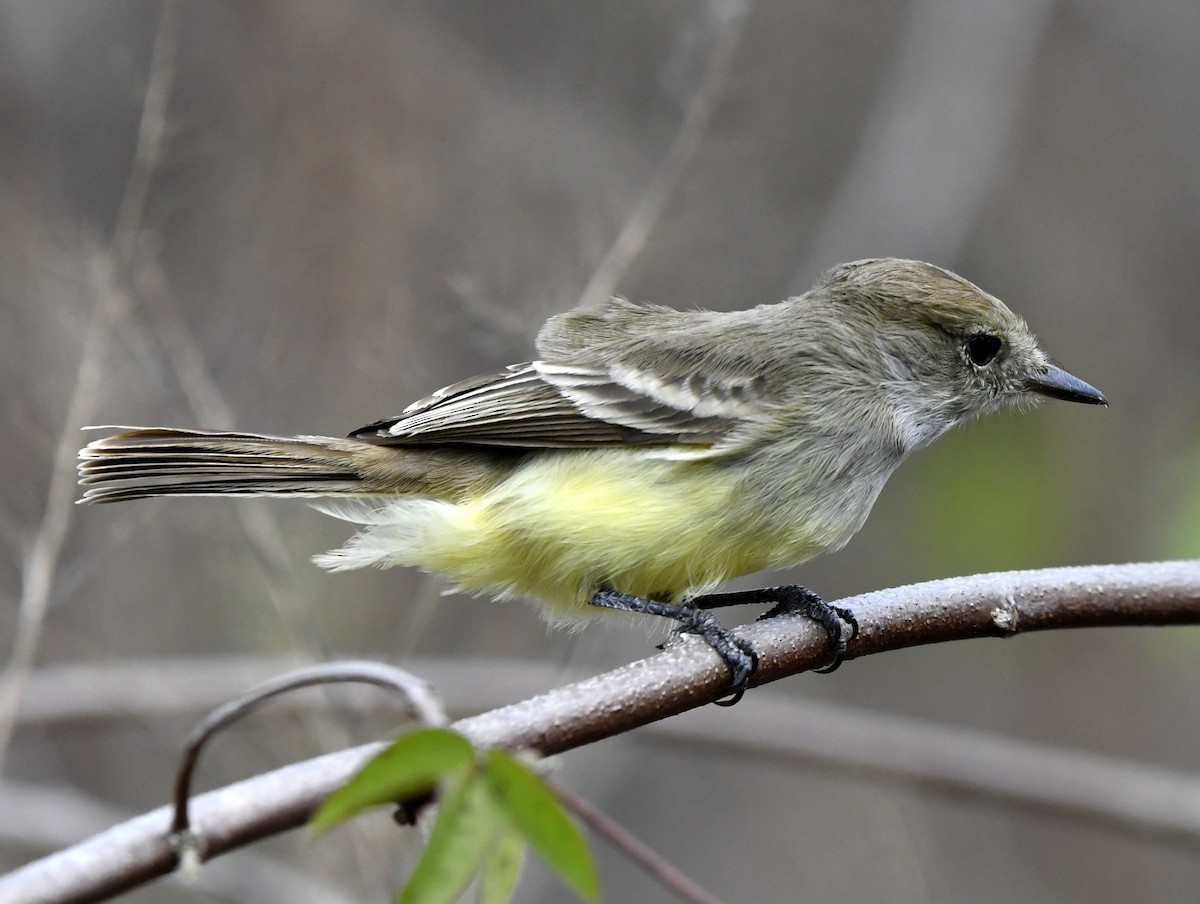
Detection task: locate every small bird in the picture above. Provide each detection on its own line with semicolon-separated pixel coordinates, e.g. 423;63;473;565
78;259;1106;703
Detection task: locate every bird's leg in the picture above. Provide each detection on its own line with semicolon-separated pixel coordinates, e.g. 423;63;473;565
587;589;758;706
688;585;858;674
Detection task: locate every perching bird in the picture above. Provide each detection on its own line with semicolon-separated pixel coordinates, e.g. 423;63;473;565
78;259;1107;703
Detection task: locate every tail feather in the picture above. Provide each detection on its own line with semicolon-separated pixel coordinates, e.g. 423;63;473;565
77;427;368;503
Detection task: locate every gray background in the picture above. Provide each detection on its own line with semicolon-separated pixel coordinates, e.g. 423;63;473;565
2;1;1199;901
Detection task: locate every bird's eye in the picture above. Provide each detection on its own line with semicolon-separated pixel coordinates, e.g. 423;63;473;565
964;333;1002;367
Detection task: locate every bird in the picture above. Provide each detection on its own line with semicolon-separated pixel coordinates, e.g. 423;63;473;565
78;258;1107;703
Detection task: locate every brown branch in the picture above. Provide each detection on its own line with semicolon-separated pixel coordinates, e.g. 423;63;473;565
16;651;1200;852
551;781;730;904
0;781;362;904
169;661;447;842
1;560;1198;903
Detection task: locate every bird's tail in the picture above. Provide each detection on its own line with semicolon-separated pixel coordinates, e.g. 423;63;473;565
77;428;373;503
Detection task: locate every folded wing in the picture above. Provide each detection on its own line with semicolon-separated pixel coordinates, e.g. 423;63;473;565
350;360;770;453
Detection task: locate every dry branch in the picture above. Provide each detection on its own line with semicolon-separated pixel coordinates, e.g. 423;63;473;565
1;560;1198;904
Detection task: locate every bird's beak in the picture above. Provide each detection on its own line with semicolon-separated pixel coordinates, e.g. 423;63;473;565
1024;365;1108;406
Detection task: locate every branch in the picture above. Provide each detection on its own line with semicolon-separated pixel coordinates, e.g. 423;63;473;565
551;781;729;904
0;3;179;770
790;0;1056;284
15;651;1200;852
2;561;1198;903
574;0;751;310
0;781;362;904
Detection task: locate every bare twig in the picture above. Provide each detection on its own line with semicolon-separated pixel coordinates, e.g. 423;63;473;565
574;0;752;310
2;560;1198;904
652;693;1200;848
16;651;1200;853
108;4;177;267
552;781;730;904
129;237;390;882
790;0;1056;286
0;4;179;770
130;255;236;428
132;254;331;659
169;661;446;844
13;656;510;727
0;780;362;904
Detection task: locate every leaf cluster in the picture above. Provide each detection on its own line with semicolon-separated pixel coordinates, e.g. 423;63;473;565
313;728;599;904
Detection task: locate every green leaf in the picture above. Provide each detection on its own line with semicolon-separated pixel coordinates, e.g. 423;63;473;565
479;828;526;904
311;728;474;832
398;770;503;904
483;750;599;901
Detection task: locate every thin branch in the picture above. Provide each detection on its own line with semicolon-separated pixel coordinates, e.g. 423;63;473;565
129;171;384;871
790;0;1056;286
13;656;522;727
0;3;179;770
108;3;177;266
170;661;447;839
650;692;1200;849
2;561;1198;904
132;253;329;656
574;0;752;310
16;651;1200;853
0;780;363;904
551;781;730;904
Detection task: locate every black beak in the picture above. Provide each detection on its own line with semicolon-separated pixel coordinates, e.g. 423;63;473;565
1024;365;1108;406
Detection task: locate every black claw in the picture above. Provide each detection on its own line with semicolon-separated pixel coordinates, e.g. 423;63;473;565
586;583;855;697
834;605;860;642
811;640;846;674
806;600;857;672
728;585;856;673
677;609;758;704
713;687;745;707
589;590;760;705
713;644;759;705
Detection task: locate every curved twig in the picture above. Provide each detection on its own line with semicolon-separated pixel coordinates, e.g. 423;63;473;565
169;661;446;852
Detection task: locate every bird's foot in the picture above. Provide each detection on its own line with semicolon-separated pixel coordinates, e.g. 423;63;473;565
588;590;758;705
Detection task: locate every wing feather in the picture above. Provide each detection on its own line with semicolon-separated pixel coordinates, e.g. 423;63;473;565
352;360;770;452
351;299;777;451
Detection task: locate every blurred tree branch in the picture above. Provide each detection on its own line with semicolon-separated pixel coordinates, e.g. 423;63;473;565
791;0;1056;284
2;560;1197;904
574;0;751;311
0;3;178;771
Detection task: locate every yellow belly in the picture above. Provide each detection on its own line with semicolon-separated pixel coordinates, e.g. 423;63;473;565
409;449;811;621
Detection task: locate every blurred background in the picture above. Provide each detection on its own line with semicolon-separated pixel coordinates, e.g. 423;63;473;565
1;1;1199;901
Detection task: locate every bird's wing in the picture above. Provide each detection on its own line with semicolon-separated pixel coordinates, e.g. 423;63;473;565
350;360;772;452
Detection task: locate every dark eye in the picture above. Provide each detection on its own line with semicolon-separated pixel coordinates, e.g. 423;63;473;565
964;333;1002;367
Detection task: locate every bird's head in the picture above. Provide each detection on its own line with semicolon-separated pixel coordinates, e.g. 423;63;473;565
817;258;1106;451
